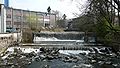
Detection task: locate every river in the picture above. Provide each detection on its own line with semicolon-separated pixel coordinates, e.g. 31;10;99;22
0;32;120;68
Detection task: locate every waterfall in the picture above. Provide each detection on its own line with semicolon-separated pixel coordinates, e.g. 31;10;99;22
33;32;95;44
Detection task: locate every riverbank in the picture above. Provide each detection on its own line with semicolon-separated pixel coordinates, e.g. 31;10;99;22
0;37;12;54
0;33;21;54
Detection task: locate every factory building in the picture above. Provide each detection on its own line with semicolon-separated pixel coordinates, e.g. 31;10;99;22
6;8;56;29
0;0;57;33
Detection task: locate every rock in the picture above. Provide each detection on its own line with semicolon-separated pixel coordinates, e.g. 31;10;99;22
87;56;93;60
99;48;110;54
65;56;70;60
44;65;50;68
105;61;112;65
74;56;82;60
91;60;97;63
62;56;79;63
11;65;15;68
72;65;78;68
14;48;22;54
63;59;72;63
73;64;93;68
100;64;115;68
112;64;118;67
72;59;78;63
28;61;32;65
39;47;46;53
40;54;46;58
72;56;81;62
46;55;54;60
35;56;40;62
51;49;59;54
0;53;4;57
79;52;86;55
7;62;14;66
20;56;26;59
110;53;117;57
98;61;104;65
25;51;36;58
93;48;99;54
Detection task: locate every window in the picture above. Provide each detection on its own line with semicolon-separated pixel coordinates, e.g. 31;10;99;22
6;14;11;18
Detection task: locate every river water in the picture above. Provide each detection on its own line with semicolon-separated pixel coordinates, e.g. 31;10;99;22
1;46;120;68
0;32;120;68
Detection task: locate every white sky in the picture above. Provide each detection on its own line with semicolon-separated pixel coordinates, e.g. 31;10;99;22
9;0;87;19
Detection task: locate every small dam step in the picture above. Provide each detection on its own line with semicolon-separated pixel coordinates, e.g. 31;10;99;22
19;43;103;50
29;32;101;50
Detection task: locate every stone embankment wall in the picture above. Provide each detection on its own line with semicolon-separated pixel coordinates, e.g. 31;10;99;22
0;33;21;54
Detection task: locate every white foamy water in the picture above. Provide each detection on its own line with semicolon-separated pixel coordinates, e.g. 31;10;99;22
33;37;84;42
33;37;58;41
2;47;40;59
6;47;39;53
59;50;90;55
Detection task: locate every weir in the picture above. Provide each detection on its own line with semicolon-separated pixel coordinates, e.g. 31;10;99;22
20;32;102;50
33;32;97;44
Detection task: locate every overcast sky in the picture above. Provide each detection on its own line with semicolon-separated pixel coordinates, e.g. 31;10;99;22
9;0;87;19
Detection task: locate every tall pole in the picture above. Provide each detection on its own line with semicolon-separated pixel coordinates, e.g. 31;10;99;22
11;8;14;43
49;13;50;27
36;12;37;29
62;14;66;28
20;9;23;43
47;6;51;27
43;13;44;27
55;14;56;27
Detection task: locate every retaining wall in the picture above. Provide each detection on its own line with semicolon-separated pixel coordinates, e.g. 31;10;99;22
0;33;21;54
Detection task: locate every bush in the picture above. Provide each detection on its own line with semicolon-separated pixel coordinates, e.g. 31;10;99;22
22;28;33;43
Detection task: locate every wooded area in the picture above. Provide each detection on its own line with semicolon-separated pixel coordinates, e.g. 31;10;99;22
70;0;120;45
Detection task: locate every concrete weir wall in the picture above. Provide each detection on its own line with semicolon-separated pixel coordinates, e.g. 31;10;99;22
0;33;21;54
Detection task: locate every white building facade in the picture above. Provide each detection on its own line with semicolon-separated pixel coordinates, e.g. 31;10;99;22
0;0;6;33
